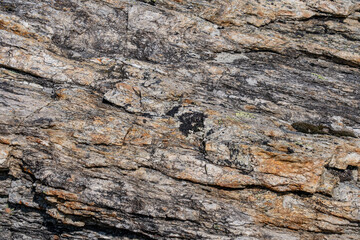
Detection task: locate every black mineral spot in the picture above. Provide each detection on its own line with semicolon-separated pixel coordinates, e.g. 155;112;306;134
206;129;214;136
178;112;206;136
347;165;358;171
141;113;153;118
225;142;240;161
166;105;181;117
139;0;156;6
326;166;355;182
287;147;294;154
1;4;16;12
199;140;206;155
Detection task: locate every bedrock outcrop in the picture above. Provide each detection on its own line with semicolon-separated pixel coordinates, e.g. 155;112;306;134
0;0;359;239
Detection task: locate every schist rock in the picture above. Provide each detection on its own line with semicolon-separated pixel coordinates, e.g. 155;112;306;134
0;0;359;239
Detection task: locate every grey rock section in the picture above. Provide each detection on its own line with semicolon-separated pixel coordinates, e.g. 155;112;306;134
0;0;360;239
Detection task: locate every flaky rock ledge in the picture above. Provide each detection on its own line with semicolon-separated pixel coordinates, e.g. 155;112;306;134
0;0;359;239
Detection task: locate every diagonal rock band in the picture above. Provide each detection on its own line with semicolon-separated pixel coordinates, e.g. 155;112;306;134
0;0;359;239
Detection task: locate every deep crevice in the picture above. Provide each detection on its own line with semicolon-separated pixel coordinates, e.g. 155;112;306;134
6;201;154;240
0;64;48;83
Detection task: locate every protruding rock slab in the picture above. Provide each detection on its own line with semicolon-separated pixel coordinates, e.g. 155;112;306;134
0;0;360;239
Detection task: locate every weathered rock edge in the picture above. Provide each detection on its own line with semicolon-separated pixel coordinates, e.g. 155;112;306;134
0;0;359;239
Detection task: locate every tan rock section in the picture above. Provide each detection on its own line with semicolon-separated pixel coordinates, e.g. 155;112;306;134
0;0;360;239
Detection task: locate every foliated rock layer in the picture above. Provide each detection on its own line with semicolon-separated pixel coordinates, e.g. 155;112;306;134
0;0;360;239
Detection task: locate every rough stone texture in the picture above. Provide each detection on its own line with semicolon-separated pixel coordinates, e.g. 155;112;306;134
0;0;360;239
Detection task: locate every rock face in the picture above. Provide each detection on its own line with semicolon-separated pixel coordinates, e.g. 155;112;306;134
0;0;360;239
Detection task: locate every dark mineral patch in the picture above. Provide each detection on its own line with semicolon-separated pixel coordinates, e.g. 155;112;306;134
291;122;356;138
178;112;206;136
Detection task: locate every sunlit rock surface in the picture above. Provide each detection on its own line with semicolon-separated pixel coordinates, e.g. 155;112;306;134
0;0;359;239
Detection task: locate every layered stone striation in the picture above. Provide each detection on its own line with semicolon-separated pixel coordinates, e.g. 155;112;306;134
0;0;359;239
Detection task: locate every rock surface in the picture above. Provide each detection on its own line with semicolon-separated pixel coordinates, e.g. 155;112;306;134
0;0;360;239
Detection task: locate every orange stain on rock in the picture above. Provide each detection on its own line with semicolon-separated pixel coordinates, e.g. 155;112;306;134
0;138;10;145
0;19;39;40
44;189;79;201
90;133;112;145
